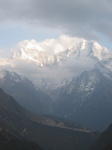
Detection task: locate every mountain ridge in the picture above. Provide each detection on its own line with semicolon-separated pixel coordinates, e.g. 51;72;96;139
12;36;112;67
0;87;99;150
0;36;112;131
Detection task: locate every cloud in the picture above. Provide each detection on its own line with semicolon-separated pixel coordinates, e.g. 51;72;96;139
4;35;95;82
15;35;85;55
0;0;112;41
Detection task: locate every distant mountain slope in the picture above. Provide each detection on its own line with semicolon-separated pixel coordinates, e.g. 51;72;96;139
0;70;52;114
52;69;112;131
0;88;99;150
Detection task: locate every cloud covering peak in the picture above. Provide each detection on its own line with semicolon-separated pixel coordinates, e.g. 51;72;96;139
0;35;111;82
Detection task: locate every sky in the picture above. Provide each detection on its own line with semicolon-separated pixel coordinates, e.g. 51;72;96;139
0;0;112;52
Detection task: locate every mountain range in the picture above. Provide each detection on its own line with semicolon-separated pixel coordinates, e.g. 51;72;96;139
0;35;112;131
0;88;99;150
0;70;52;114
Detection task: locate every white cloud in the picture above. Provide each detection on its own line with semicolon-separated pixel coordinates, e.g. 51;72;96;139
14;35;86;56
0;35;97;83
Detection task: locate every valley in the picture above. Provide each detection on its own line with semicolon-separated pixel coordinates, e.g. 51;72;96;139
0;36;112;149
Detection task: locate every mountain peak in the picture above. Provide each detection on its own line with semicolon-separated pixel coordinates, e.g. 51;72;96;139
12;36;112;67
92;42;112;61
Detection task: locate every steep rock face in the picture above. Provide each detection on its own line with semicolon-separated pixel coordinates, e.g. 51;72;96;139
52;69;112;131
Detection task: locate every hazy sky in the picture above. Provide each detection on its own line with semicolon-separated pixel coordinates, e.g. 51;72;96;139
0;0;112;51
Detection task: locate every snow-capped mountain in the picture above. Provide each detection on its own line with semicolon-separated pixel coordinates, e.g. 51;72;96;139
12;36;112;68
52;68;112;131
1;35;112;131
10;35;112;94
